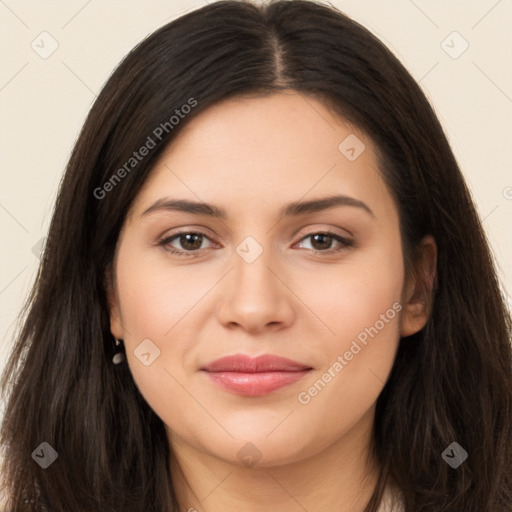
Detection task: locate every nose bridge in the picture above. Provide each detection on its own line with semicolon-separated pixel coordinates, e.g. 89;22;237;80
215;232;295;331
232;233;279;299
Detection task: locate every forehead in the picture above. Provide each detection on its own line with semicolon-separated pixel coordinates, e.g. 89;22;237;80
161;90;368;165
127;91;394;222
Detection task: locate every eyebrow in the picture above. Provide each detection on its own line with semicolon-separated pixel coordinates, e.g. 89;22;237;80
140;194;375;219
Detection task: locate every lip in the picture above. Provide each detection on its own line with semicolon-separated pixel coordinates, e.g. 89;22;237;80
200;354;313;397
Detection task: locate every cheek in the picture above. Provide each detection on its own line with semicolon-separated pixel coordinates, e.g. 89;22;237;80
302;233;404;346
115;243;212;340
296;310;400;442
114;258;201;434
113;246;205;402
293;238;403;430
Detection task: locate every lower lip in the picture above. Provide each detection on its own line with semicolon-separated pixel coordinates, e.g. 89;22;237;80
202;370;311;396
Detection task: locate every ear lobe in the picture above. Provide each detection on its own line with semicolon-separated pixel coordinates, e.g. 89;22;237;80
104;267;124;340
400;235;437;338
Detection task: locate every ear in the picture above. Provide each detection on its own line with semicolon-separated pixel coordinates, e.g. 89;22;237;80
400;235;437;337
104;266;124;340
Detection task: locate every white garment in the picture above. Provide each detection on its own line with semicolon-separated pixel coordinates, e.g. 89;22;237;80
376;482;405;512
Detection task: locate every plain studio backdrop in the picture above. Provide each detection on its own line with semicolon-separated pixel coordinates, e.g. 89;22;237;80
0;0;511;487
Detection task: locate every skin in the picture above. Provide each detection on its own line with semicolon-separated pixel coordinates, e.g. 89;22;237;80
107;90;436;512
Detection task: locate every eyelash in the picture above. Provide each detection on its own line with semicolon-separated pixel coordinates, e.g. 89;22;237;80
157;230;355;258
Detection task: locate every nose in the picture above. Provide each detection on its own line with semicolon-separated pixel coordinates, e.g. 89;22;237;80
216;247;295;334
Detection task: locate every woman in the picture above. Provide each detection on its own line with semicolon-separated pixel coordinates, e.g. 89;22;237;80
1;1;511;510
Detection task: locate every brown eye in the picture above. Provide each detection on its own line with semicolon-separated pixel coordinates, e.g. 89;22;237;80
174;233;205;251
158;231;213;257
297;232;353;253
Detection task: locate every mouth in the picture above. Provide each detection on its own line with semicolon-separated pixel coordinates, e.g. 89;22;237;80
200;354;313;397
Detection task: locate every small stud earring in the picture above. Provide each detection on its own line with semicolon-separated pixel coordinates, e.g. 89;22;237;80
112;338;125;365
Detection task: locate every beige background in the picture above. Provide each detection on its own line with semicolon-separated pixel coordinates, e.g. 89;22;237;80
0;0;511;425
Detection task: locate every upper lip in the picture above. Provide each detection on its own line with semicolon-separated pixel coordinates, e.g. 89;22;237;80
200;354;312;373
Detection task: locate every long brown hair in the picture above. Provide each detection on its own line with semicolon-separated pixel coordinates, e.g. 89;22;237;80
1;1;511;510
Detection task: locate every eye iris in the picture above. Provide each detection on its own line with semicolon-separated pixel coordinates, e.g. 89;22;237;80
310;233;332;250
180;233;203;251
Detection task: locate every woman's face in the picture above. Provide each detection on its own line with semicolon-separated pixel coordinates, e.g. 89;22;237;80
108;91;426;467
